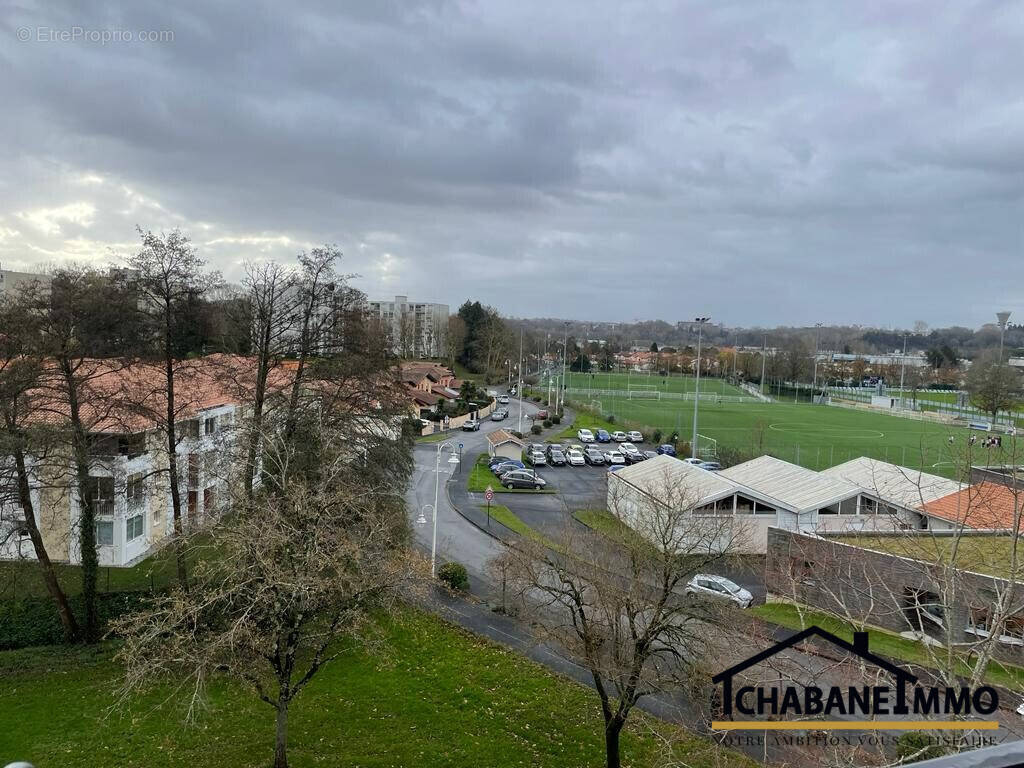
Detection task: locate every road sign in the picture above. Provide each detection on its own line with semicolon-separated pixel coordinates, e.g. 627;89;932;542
459;442;463;449
484;486;494;501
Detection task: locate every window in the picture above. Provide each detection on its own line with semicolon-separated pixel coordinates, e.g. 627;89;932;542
84;476;114;516
203;486;216;514
126;514;144;541
182;419;200;439
95;520;113;547
188;454;200;489
204;416;217;436
126;473;144;507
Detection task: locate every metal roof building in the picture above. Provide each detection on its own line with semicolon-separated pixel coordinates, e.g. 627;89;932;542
820;457;963;510
720;455;862;515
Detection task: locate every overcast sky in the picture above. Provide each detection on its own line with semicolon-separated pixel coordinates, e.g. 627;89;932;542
1;1;1022;328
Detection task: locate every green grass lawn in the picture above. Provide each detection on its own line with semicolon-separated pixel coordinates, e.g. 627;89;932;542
564;371;749;397
0;608;752;768
555;395;1012;477
0;536;210;602
751;602;1024;690
840;535;1024;581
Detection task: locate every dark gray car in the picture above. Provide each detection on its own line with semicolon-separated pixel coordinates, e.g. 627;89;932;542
499;469;547;490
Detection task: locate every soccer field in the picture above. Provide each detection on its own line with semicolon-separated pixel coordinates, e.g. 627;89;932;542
563;371;749;397
565;383;1014;477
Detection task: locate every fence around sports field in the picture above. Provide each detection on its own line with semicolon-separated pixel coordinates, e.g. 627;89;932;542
564;387;755;403
827;386;1022;428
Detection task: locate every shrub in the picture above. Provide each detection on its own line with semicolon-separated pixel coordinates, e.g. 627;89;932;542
531;424;542;435
652;429;662;443
533;396;542;403
0;590;154;650
606;414;616;424
437;562;469;591
551;415;561;424
542;419;552;428
510;430;523;439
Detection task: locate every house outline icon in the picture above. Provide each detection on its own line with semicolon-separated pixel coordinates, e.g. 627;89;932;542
711;627;919;718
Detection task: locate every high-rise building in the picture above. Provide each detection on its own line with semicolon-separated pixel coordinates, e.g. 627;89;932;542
367;295;448;359
0;263;49;298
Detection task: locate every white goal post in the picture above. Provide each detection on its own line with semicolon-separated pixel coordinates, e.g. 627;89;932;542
696;433;718;459
628;390;661;400
628;383;659;391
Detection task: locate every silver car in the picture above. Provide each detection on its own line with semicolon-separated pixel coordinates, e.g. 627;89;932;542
684;574;752;609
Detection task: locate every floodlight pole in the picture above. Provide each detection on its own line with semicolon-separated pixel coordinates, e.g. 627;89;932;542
898;333;908;409
997;311;1011;363
517;327;524;433
811;322;823;403
760;334;767;395
691;317;709;457
560;321;569;414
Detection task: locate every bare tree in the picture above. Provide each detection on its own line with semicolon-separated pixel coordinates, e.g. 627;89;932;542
500;470;746;768
114;417;420;768
445;315;466;370
0;296;79;639
966;349;1021;423
128;229;222;589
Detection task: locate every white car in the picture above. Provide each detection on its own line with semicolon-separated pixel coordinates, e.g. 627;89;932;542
684;574;752;609
566;448;586;466
620;443;641;460
611;431;628;442
682;457;704;465
577;428;595;443
627;430;643;442
602;449;626;465
498;394;510;404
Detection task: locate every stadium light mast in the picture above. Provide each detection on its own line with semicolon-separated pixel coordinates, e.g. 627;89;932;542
898;332;908;409
811;322;823;402
560;321;569;413
691;316;710;458
760;334;767;395
997;311;1012;363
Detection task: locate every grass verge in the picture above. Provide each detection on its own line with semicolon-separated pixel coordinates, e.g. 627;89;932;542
0;607;753;768
751;601;1024;690
467;456;557;493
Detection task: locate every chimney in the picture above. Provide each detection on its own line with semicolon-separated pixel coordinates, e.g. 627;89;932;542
852;631;869;656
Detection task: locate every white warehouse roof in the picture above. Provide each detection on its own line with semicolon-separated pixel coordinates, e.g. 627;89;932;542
720;455;862;514
610;454;738;506
820;457;963;510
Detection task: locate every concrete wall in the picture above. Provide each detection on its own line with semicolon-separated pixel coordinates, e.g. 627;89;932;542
765;527;1024;666
420;399;496;436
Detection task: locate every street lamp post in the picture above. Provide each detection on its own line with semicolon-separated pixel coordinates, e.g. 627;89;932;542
760;334;767;396
691;317;710;458
425;441;460;578
997;311;1012;363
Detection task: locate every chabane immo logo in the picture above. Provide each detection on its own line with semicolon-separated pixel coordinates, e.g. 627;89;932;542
711;627;1000;732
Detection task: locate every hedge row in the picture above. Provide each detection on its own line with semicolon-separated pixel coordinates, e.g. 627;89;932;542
0;590;155;650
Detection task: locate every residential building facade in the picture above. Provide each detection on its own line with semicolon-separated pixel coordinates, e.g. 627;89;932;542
368;295;448;358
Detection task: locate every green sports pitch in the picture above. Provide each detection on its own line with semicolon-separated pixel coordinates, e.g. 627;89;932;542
560;374;1014;477
563;370;747;396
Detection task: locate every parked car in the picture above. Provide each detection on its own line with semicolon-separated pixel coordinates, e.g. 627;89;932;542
498;394;510;404
565;447;586;466
684;574;753;609
462;419;480;431
682;457;703;465
596;429;612;443
583;447;606;465
641;450;660;460
577;428;595;443
491;409;508;421
608;464;626;473
698;461;722;471
627;430;644;442
620;443;642;462
491;459;525;475
525;448;547;467
534;409;549;420
602;449;626;465
546;445;567;466
656;444;677;456
611;430;628;442
500;469;547;490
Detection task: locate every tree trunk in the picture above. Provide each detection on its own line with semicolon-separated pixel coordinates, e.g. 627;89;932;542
273;700;289;768
604;718;623;768
12;442;79;640
164;307;188;590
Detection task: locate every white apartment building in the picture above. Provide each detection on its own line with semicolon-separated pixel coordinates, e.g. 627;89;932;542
0;264;49;298
368;295;448;359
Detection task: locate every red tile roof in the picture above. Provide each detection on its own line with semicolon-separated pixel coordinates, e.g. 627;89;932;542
922;483;1024;530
